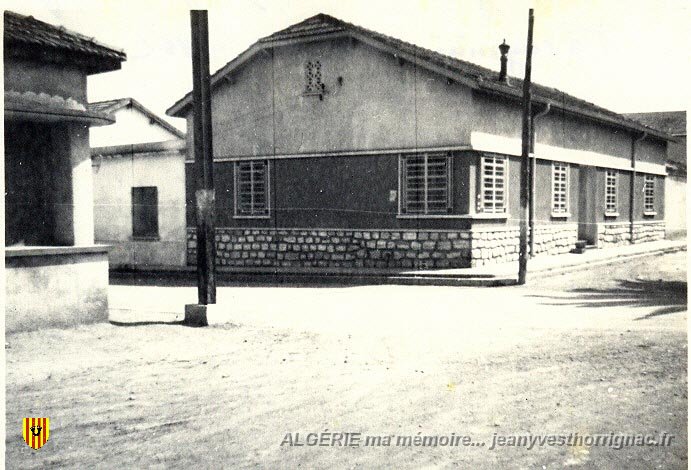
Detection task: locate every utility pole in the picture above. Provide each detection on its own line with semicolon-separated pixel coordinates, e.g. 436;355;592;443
518;8;534;285
185;10;216;325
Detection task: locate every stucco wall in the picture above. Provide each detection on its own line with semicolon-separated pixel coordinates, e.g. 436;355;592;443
93;148;187;267
5;248;109;333
90;106;182;147
665;173;686;238
4;58;86;102
185;152;473;231
471;93;668;172
188;36;473;158
5;121;93;246
532;158;581;224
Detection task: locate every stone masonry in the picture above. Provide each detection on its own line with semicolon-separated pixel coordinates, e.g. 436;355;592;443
470;224;578;267
187;228;471;269
187;221;662;270
597;221;665;247
632;221;666;243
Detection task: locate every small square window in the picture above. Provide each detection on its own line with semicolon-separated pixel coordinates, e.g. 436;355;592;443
400;153;451;214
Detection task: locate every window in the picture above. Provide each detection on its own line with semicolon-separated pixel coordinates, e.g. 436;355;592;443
551;162;569;214
480;155;507;213
400;153;451;214
605;170;618;214
132;186;158;239
235;160;270;217
305;60;324;94
644;174;655;213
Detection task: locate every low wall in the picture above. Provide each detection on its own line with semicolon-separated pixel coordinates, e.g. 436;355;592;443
597;221;665;247
187;228;472;269
5;246;109;333
104;239;187;268
470;224;578;267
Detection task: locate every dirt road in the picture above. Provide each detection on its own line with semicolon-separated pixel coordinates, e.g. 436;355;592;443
5;251;687;469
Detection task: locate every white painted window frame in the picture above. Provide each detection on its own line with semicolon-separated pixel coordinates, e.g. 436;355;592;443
605;169;618;215
479;154;508;214
551;161;569;216
643;174;655;214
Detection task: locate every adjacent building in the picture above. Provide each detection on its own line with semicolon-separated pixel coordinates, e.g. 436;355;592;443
90;98;187;268
624;111;686;239
167;13;672;270
4;11;126;331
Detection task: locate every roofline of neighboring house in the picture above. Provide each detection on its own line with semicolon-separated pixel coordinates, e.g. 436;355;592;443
621;111;687;138
166;16;672;142
90;138;186;158
91;98;186;139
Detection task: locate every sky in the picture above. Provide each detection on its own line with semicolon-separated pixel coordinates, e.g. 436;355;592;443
6;0;690;133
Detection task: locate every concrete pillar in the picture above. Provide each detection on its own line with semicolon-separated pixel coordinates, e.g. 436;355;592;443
70;124;95;245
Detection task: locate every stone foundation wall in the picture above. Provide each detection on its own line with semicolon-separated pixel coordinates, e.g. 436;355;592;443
597;221;665;247
470;224;578;267
187;221;661;271
597;222;631;246
632;221;666;243
187;228;471;269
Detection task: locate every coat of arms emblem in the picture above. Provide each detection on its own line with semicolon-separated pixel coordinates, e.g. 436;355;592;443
22;418;50;450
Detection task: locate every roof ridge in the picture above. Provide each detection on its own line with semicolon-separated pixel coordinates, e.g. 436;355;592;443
90;97;185;138
165;12;672;140
4;10;126;58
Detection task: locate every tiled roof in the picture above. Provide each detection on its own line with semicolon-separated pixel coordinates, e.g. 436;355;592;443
88;97;185;139
88;98;130;114
623;111;686;136
5;90;114;127
166;13;671;141
4;10;126;73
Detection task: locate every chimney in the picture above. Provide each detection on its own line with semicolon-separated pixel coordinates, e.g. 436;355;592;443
498;39;510;84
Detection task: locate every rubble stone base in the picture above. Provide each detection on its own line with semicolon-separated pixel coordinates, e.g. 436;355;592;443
597;221;665;247
470;224;578;267
187;228;471;269
187;221;664;270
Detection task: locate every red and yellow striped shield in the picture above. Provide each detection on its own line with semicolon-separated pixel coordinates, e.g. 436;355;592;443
22;418;50;450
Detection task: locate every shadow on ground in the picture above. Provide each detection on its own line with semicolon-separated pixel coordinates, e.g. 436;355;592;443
109;271;366;288
531;279;687;320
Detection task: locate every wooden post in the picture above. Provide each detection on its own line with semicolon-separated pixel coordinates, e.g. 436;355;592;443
518;9;534;285
191;10;216;305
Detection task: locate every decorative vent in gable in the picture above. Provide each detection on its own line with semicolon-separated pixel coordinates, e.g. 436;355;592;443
304;60;326;98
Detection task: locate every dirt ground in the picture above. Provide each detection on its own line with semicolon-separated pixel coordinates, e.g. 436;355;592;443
5;251;687;469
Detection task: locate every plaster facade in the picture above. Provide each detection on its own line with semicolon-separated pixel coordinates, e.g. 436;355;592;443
173;15;669;269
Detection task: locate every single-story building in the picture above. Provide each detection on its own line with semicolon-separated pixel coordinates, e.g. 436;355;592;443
624;111;686;239
90;98;187;268
167;13;671;270
4;11;126;332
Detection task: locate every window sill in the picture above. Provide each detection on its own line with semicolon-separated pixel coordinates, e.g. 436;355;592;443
397;214;463;219
459;212;509;220
551;212;571;218
604;212;619;218
233;215;271;220
131;235;160;241
643;211;658;216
